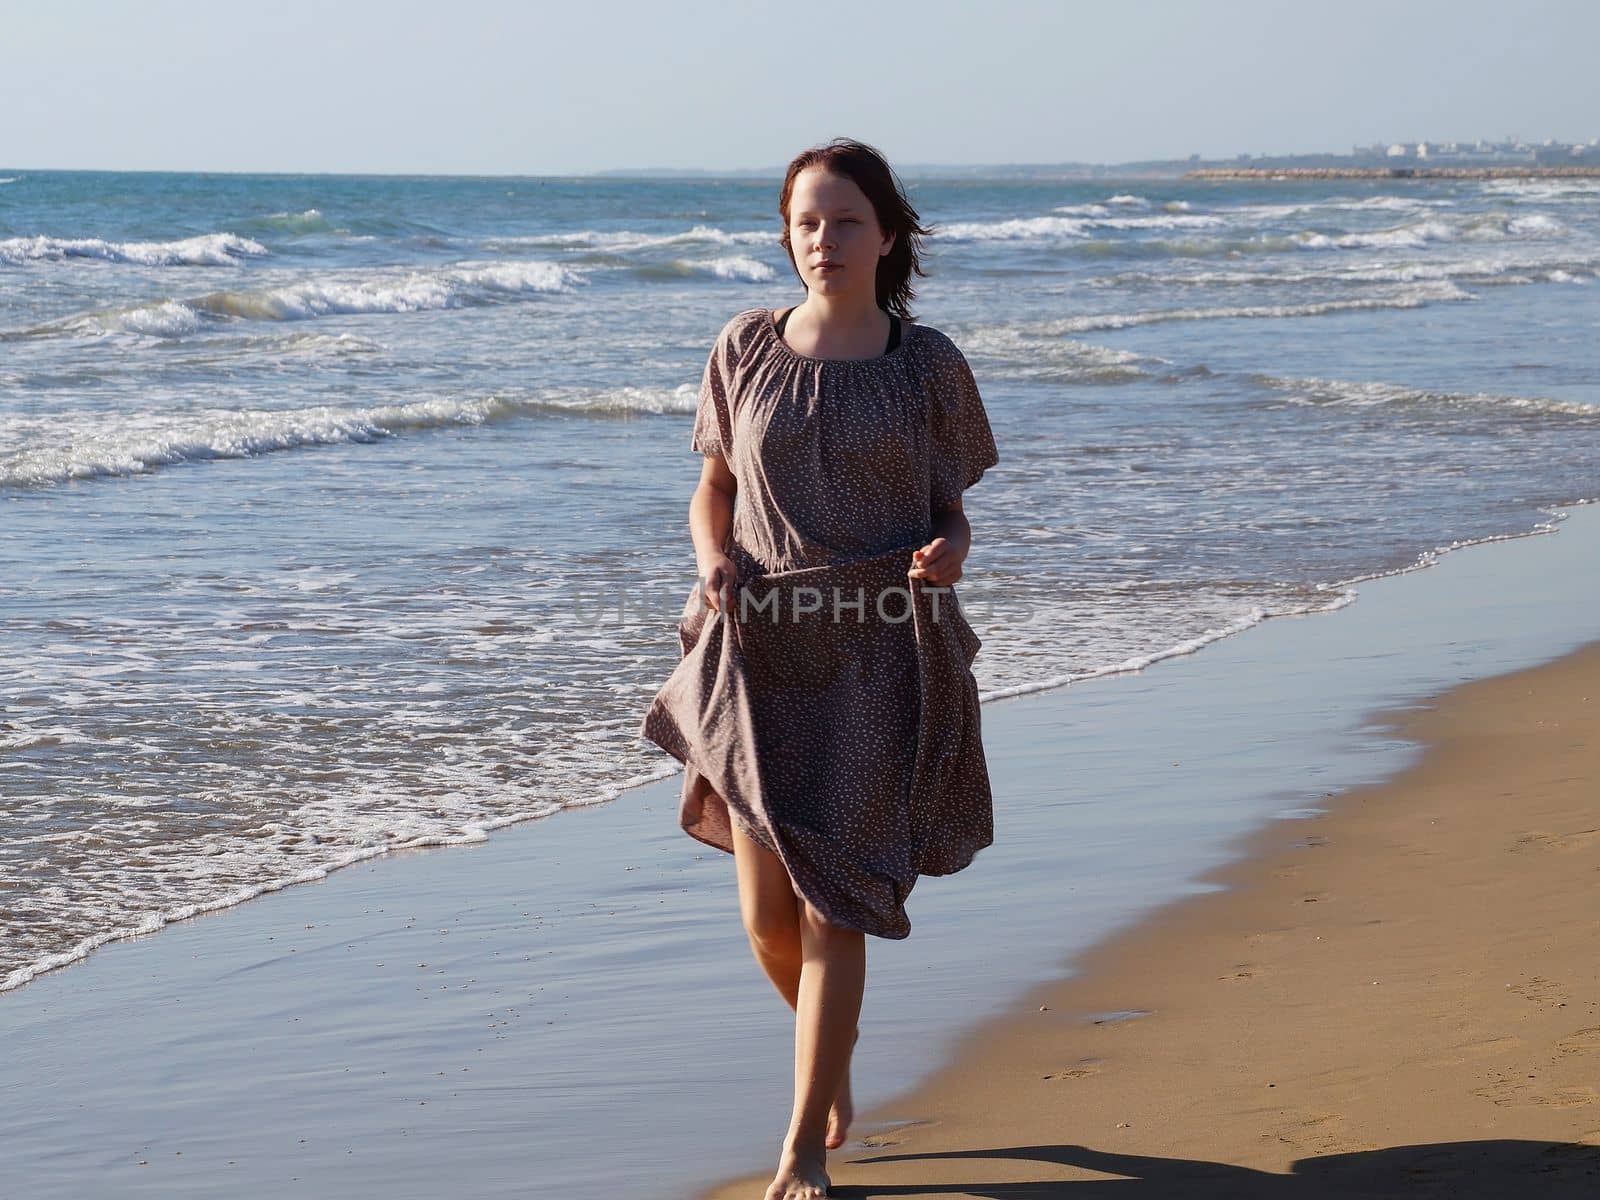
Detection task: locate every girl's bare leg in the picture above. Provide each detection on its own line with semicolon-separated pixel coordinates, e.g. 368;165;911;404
729;820;861;1190
770;899;865;1199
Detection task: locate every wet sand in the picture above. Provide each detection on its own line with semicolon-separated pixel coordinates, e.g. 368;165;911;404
701;640;1600;1197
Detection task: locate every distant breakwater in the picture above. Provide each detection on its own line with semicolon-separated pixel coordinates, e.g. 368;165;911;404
1187;166;1600;180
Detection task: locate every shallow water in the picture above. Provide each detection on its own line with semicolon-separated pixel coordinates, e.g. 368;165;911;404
2;168;1597;992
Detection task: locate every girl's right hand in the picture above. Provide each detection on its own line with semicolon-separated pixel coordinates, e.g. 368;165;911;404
698;551;738;614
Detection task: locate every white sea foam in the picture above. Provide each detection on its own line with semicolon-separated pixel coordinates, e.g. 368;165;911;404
1171;196;1457;230
1027;281;1473;334
1095;253;1600;290
1480;178;1600;202
1254;373;1600;418
483;224;774;254
939;215;1093;241
1290;212;1568;251
0;232;269;266
0;800;572;995
976;594;1355;704
76;259;578;334
0;721;96;751
0;384;696;487
257;208;335;233
0;176;19;185
673;255;775;282
946;211;1224;241
960;326;1160;382
1343;195;1457;211
1092;214;1227;231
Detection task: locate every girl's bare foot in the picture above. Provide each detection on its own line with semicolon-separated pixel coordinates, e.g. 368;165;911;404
824;1026;859;1150
764;1145;830;1200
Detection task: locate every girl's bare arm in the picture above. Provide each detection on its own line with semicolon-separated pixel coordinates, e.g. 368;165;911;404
690;453;738;610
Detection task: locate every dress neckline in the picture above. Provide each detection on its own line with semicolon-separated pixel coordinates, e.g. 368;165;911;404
763;307;912;367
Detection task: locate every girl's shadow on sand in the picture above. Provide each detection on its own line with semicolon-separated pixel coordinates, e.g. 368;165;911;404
837;1139;1600;1198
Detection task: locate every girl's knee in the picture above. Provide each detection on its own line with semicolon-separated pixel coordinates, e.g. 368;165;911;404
799;899;862;939
742;901;800;954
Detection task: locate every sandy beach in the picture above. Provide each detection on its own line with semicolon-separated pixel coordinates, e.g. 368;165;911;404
702;646;1600;1194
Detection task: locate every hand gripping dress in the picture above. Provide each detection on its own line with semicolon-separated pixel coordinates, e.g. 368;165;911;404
638;306;1000;938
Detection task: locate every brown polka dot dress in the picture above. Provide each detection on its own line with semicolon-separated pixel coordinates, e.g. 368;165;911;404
638;306;1000;938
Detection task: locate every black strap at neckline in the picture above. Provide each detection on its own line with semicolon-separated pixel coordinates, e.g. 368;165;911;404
775;307;901;355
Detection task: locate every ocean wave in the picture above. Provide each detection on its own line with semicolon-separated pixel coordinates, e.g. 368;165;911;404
1253;373;1600;418
1088;214;1226;231
252;208;338;234
1290;212;1568;250
937;215;1093;241
1026;282;1474;334
940;211;1225;241
50;260;580;336
0;176;19;185
1093;253;1600;290
927;197;1567;252
1217;196;1460;223
0;232;269;267
631;255;776;282
1480;178;1600;201
0;383;697;488
481;223;775;254
960;326;1159;383
1344;194;1458;211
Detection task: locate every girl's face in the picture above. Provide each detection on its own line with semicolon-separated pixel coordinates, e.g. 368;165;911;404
786;166;895;299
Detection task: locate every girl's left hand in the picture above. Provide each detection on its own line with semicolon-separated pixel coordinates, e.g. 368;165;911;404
908;537;963;587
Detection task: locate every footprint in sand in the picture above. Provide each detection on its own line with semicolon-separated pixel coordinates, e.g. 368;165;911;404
1244;928;1295;948
1534;1086;1600;1109
1217;963;1263;982
1506;975;1567;1006
1275;1112;1372;1156
1511;828;1600;853
1471;1078;1531;1108
1043;1062;1104;1082
1428;1035;1524;1067
1306;1063;1373;1089
1555;1027;1600;1055
858;1118;933;1147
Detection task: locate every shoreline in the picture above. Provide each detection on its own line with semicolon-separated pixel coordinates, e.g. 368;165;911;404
699;637;1600;1192
2;504;1577;998
5;505;1600;1198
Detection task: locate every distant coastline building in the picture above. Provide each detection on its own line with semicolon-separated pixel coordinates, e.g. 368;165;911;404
1162;132;1597;178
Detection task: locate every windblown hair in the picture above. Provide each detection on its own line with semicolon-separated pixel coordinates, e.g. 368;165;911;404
777;137;933;320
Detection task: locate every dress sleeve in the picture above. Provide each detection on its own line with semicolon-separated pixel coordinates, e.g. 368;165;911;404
690;320;737;458
928;340;1000;512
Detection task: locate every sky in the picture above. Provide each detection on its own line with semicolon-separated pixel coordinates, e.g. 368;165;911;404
2;0;1596;175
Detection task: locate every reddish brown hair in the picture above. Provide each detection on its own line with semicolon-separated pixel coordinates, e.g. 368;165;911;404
777;137;933;320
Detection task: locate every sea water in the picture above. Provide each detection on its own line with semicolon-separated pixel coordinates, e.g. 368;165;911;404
2;168;1597;992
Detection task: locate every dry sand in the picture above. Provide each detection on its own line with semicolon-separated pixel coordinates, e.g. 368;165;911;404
701;640;1600;1198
